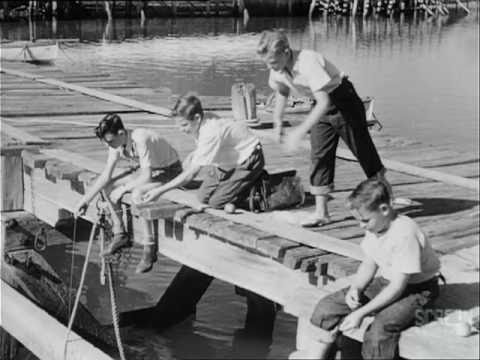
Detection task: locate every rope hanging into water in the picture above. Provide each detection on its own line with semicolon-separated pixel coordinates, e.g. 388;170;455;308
107;261;126;360
97;199;126;360
63;217;98;360
66;218;78;325
63;196;127;360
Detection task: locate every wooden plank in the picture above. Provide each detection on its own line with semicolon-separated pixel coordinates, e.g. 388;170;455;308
0;121;51;145
22;149;53;169
1;150;24;211
1;282;114;360
44;159;84;181
133;199;190;218
255;236;301;259
253;131;479;192
1;67;171;118
283;247;328;269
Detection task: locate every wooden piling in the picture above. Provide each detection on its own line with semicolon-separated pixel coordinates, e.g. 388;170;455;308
1;147;24;212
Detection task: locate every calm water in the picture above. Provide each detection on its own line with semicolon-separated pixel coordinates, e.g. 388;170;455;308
1;8;479;359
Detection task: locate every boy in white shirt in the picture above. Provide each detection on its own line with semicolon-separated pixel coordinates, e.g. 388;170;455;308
75;113;182;273
141;94;265;209
257;30;389;227
290;178;441;359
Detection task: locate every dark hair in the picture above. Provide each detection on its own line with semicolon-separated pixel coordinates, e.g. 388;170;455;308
256;29;290;57
347;178;391;212
95;113;125;139
171;94;203;121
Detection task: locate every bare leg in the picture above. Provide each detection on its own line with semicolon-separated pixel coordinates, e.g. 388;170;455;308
290;318;336;359
314;194;330;220
301;194;332;227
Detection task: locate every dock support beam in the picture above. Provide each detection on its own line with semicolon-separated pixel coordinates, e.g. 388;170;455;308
1;148;24;212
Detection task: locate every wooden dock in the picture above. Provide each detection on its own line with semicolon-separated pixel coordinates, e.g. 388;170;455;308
1;61;479;359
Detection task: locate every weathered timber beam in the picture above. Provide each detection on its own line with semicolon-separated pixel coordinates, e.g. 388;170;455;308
1;281;114;360
30;148;364;260
0;67;171;118
0;121;51;145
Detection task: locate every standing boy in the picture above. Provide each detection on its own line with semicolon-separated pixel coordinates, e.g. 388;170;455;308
257;30;388;227
290;178;441;359
75;113;182;273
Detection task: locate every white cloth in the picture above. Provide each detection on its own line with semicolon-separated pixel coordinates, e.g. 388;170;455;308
361;215;441;284
268;49;343;97
190;116;260;169
108;128;179;169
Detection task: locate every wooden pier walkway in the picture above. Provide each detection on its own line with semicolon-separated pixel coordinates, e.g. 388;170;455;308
1;61;479;359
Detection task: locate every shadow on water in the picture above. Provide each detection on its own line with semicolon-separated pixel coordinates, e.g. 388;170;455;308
399;197;479;218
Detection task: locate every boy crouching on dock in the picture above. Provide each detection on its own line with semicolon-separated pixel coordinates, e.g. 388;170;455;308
141;94;265;209
75;113;182;273
291;178;441;360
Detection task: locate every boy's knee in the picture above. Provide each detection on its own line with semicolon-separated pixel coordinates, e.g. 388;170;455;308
364;320;396;344
207;194;228;209
196;190;211;206
362;322;399;360
310;304;331;329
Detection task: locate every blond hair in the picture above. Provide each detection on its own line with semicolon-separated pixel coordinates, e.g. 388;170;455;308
257;29;290;57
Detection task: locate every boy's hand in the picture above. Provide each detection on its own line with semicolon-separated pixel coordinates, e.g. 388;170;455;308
142;189;162;203
110;186;126;203
283;128;303;153
75;201;88;217
345;286;361;310
339;310;365;332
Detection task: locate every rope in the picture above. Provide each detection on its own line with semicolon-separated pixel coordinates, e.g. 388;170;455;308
97;191;127;360
106;260;126;360
67;218;78;321
63;218;98;360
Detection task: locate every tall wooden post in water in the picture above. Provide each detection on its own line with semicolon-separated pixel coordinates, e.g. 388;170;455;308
105;0;112;20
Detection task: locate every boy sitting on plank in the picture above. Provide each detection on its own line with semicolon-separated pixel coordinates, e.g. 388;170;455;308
291;178;441;359
75;113;182;273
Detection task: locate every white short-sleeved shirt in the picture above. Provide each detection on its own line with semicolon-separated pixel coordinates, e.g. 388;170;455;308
107;128;179;169
268;49;343;98
190;116;260;169
361;215;441;284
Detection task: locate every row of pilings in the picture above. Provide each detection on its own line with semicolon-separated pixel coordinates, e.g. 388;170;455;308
0;0;472;20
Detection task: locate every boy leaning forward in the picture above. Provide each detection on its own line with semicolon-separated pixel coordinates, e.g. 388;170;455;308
75;113;182;273
258;30;389;228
